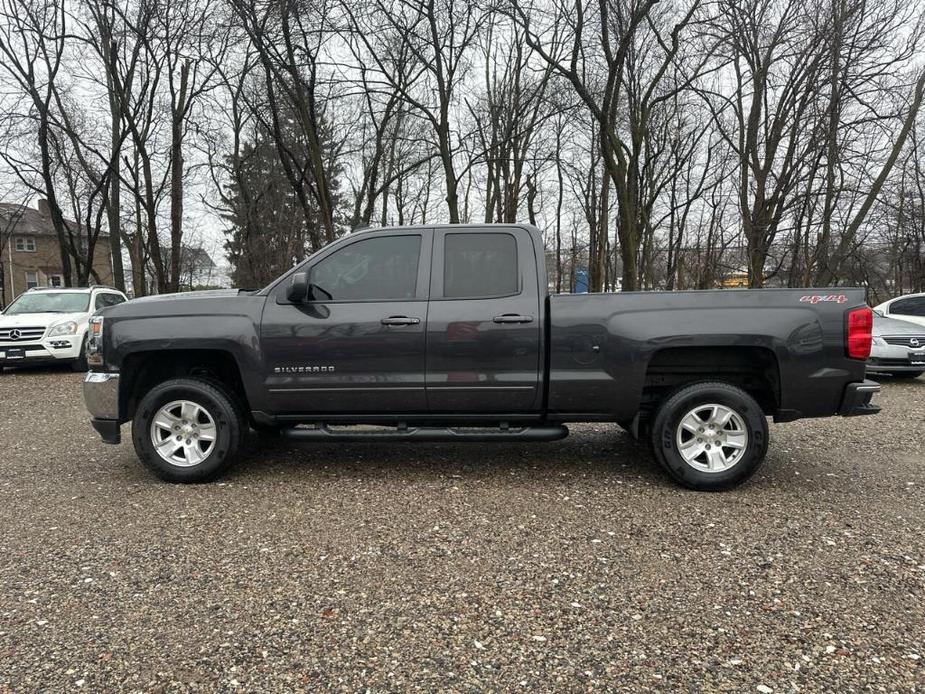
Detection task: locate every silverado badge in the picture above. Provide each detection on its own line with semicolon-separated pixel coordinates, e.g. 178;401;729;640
274;365;336;374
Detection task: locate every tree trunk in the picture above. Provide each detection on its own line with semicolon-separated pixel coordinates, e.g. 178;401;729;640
38;115;73;286
816;70;925;285
438;127;460;224
108;83;125;292
169;113;183;293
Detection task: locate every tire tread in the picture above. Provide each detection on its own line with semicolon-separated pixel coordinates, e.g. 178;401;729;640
650;380;769;491
132;377;246;482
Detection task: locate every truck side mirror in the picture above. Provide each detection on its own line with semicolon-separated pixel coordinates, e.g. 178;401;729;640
308;283;333;302
287;272;309;303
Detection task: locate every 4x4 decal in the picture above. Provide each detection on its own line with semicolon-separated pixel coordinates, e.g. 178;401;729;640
799;294;849;304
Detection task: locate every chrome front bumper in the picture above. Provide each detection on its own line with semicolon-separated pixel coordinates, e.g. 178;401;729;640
83;372;120;420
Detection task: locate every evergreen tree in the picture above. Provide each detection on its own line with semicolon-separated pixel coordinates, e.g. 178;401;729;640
223;106;342;288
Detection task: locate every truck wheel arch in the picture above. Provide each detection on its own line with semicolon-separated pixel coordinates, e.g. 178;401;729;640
121;349;251;424
641;346;781;418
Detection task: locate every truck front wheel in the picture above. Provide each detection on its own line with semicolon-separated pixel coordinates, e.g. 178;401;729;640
132;378;245;482
650;381;768;491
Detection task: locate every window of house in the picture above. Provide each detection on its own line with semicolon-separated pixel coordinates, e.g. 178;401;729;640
443;233;519;299
48;275;63;288
14;237;36;252
308;235;422;302
25;271;38;290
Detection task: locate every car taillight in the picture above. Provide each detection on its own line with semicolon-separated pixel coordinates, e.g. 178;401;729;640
846;307;872;360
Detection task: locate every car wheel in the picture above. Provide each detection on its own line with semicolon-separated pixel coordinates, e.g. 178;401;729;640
71;336;89;372
132;378;246;482
892;371;924;379
650;381;768;491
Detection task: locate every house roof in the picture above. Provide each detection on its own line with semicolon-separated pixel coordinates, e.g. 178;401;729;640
159;245;217;270
0;202;108;239
181;246;216;270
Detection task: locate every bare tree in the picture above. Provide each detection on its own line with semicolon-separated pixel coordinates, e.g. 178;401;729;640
345;0;486;224
511;0;708;291
809;0;925;285
0;0;75;284
230;0;341;248
340;25;434;228
469;16;555;224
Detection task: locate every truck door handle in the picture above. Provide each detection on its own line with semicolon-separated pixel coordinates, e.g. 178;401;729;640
492;314;534;324
381;315;420;326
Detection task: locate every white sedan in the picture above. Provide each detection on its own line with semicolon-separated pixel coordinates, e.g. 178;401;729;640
874;292;925;328
867;311;925;379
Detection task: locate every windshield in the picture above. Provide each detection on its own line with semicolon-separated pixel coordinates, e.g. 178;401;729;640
3;292;90;315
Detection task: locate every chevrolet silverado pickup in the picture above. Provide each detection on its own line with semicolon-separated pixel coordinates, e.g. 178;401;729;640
83;224;880;490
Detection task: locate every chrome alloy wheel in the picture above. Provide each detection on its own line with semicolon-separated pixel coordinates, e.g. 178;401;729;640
674;403;749;473
149;400;217;467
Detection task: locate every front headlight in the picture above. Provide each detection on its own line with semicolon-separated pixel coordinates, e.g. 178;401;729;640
47;321;78;337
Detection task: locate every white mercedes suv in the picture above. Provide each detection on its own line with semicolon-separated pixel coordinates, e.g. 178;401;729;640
0;286;127;372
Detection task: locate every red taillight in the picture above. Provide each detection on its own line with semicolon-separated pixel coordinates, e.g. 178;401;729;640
846;307;873;360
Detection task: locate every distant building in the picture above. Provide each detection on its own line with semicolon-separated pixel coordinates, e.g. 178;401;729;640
719;272;750;288
160;245;219;290
0;199;113;306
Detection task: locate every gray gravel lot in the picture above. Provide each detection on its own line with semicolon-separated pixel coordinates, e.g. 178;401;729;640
0;368;923;692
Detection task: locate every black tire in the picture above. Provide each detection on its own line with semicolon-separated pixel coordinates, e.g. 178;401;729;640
892;371;924;379
132;377;246;482
71;336;88;372
650;381;769;491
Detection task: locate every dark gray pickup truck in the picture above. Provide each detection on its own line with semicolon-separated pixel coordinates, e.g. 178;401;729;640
83;224;880;490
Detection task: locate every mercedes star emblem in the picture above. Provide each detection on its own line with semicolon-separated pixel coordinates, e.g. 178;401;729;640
9;329;21;341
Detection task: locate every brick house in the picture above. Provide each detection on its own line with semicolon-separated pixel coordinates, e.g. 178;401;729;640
0;199;114;308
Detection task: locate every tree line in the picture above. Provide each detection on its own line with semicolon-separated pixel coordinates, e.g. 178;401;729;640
0;0;923;300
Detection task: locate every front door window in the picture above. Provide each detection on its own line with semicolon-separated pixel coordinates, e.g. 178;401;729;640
309;235;421;302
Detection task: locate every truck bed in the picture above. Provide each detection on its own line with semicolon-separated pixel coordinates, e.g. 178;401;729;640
547;288;869;423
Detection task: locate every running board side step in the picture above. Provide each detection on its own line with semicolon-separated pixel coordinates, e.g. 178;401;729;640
281;424;569;443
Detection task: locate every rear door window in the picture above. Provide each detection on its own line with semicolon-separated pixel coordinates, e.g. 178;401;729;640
891;297;925;317
443;233;518;299
95;293;125;310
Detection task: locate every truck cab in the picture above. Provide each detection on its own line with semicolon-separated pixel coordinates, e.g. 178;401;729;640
260;225;543;416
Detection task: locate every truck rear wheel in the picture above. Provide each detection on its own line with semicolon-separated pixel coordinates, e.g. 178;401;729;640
650;381;768;491
132;378;245;482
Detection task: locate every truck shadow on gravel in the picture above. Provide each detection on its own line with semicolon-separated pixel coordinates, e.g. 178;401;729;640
221;428;688;490
206;434;837;495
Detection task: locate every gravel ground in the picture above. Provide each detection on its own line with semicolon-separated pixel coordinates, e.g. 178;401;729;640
0;368;923;693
